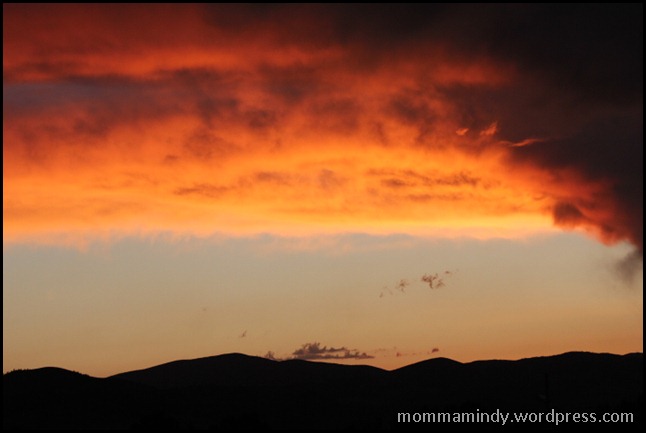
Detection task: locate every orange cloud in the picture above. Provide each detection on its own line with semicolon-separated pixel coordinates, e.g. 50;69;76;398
4;5;641;251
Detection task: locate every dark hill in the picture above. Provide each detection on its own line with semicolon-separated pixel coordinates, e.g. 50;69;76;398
112;353;386;389
3;367;161;429
393;352;643;412
4;352;643;430
111;353;280;388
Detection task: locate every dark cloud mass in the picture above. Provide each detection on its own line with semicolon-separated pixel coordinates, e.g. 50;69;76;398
487;6;640;255
442;4;643;254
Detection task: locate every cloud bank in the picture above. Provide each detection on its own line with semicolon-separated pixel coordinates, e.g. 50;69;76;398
4;4;641;254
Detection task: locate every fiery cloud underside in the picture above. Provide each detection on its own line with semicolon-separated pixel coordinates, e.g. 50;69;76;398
3;5;642;251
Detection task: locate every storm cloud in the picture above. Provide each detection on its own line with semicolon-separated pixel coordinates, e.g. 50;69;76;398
3;4;641;256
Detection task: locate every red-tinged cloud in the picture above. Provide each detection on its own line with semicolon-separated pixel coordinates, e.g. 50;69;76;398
395;348;440;358
421;273;445;290
3;4;642;256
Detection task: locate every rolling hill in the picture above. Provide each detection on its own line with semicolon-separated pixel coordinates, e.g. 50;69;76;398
4;352;643;429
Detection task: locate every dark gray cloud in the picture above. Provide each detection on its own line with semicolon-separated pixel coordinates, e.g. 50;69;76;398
282;342;374;360
292;342;374;361
615;250;644;285
264;343;375;361
512;115;643;252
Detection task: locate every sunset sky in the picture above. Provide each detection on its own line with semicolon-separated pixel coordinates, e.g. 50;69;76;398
3;4;642;377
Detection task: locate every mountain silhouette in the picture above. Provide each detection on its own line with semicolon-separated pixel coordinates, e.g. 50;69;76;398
4;352;643;429
111;353;385;389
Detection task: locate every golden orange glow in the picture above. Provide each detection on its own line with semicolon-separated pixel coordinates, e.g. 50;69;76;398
3;140;554;243
3;4;640;251
4;93;558;245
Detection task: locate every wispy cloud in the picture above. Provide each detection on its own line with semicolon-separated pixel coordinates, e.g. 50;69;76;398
421;272;449;289
381;270;455;297
395;279;409;293
614;250;643;285
396;348;440;358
